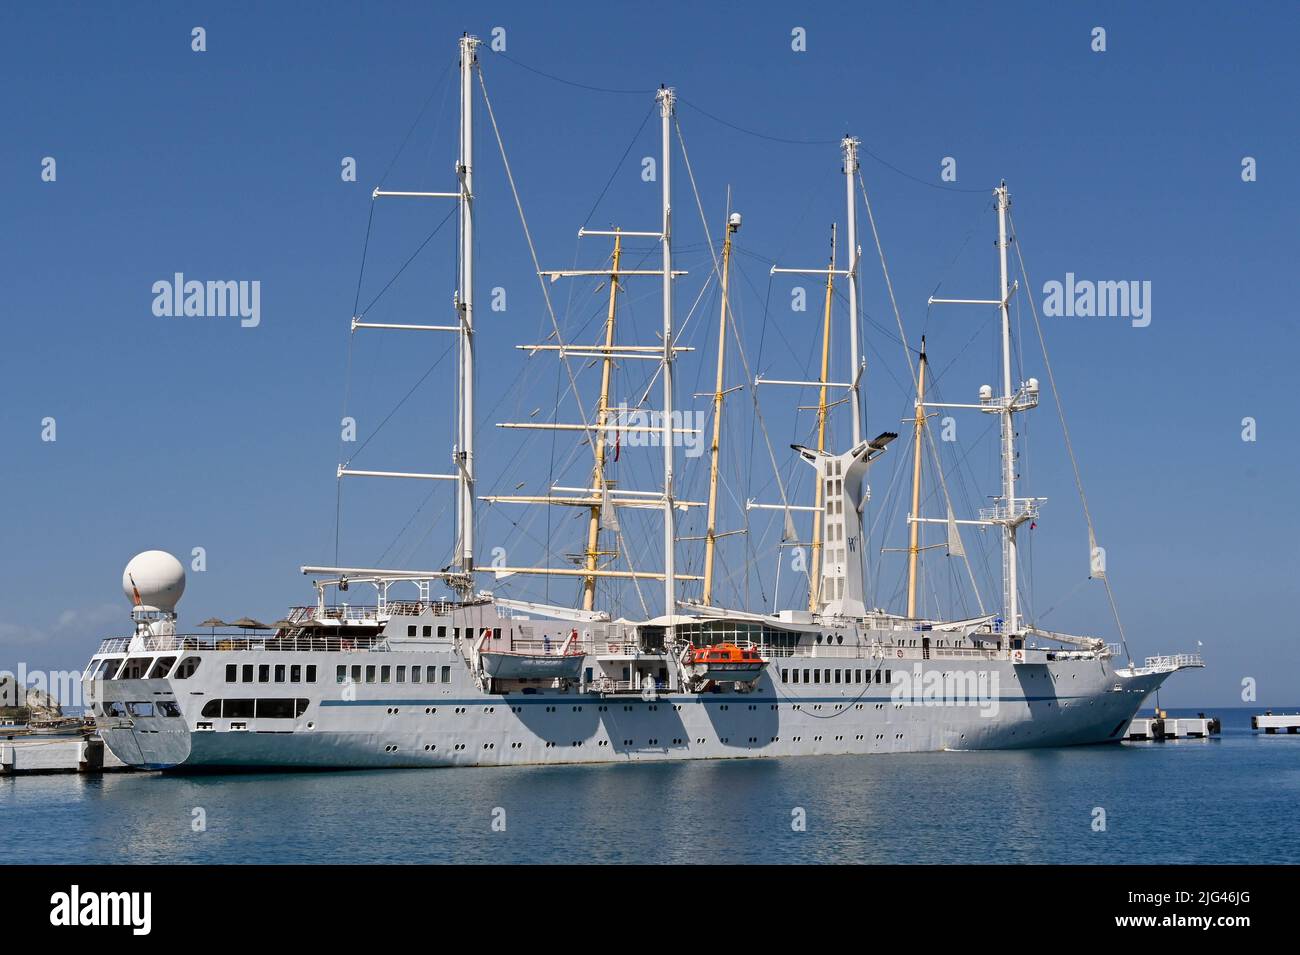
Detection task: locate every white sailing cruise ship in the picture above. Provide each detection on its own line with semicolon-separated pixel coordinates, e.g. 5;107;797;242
82;36;1201;770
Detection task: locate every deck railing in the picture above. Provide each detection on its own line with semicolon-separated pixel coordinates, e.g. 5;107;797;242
94;634;390;655
1141;652;1205;671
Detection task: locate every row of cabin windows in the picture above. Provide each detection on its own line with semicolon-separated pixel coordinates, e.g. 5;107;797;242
200;698;310;719
780;667;891;686
404;625;502;640
225;663;318;684
101;700;182;718
336;664;452;685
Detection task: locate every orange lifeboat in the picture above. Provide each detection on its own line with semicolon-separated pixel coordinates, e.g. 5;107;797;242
684;642;767;683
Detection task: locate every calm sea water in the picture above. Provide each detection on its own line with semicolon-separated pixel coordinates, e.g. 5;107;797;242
5;708;1297;864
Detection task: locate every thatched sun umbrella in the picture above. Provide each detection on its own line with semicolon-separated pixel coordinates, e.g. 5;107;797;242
196;617;228;635
230;617;270;633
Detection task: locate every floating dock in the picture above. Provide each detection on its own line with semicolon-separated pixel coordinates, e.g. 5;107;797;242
0;736;131;775
1251;713;1300;734
1125;715;1220;740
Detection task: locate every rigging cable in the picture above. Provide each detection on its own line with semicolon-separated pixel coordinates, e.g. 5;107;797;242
674;114;802;610
1007;209;1134;666
857;169;987;614
477;61;652;617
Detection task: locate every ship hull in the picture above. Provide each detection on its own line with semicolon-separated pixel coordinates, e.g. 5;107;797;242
84;648;1173;771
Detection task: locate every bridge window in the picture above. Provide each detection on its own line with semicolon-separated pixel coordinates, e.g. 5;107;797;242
306;665;316;683
440;666;451;683
438;626;447;638
174;657;202;679
158;701;181;717
115;657;152;680
242;664;253;682
365;665;376;684
422;625;432;637
351;665;361;683
147;657;176;679
258;665;270;683
407;625;417;637
411;666;422;683
396;666;406;683
92;658;121;680
275;665;286;683
336;665;346;684
381;666;391;683
290;665;301;683
226;664;237;682
126;702;155;717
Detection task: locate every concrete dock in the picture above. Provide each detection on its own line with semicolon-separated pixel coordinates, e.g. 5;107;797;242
0;735;131;775
1252;713;1300;734
1126;715;1220;740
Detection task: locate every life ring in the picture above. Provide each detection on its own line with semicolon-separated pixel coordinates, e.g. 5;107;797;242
896;649;903;658
607;643;619;654
1013;649;1024;663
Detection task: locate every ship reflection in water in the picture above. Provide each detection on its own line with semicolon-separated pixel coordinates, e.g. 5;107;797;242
4;708;1295;865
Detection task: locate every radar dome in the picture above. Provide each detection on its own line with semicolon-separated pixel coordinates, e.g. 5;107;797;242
122;550;186;612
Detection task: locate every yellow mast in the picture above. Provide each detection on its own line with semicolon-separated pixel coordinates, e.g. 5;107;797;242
581;235;622;611
808;225;836;611
906;337;928;619
702;212;739;605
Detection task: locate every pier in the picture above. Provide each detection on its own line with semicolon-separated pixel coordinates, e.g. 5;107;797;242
0;736;131;775
1251;713;1300;734
1125;714;1220;740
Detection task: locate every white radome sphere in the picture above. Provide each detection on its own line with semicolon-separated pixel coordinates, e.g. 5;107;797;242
122;550;186;612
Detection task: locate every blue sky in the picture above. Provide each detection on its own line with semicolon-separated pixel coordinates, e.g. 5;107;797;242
2;1;1297;707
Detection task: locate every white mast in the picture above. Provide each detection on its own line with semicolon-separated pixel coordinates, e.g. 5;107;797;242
658;85;676;620
480;86;698;604
842;136;863;446
927;181;1040;642
456;34;479;581
320;36;478;597
995;182;1016;633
